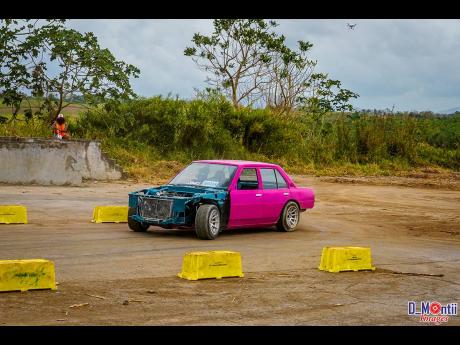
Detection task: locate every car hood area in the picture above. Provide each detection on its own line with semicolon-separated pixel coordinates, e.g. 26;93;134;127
136;184;227;198
129;184;229;208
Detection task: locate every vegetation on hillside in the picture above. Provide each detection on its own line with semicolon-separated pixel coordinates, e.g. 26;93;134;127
25;94;456;179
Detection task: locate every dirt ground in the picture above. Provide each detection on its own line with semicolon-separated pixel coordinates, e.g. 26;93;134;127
0;175;459;325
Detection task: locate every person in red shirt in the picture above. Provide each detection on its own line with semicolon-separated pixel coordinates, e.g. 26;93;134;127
52;114;71;140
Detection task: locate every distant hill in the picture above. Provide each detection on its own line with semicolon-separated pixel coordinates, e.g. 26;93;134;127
437;107;460;115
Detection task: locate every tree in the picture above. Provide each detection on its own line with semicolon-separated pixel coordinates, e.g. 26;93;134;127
263;41;358;117
298;73;359;116
184;19;288;108
185;19;358;116
0;19;140;123
264;40;316;115
0;19;65;120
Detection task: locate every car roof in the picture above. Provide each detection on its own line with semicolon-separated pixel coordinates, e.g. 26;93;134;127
193;160;280;168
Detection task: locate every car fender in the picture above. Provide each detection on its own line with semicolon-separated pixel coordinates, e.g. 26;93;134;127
290;187;315;210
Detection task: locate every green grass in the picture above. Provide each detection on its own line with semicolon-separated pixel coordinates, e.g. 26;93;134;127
0;98;88;121
0;116;51;138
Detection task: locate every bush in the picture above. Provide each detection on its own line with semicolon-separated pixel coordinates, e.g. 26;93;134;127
4;95;457;178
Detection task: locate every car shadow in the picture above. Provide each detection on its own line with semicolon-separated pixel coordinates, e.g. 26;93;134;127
141;226;278;239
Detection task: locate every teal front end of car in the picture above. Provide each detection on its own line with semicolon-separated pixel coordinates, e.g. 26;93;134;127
128;184;229;232
128;162;237;239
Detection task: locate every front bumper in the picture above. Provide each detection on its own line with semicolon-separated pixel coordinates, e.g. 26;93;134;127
129;191;190;226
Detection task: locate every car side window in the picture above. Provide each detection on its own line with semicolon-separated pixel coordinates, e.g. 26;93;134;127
275;169;288;188
237;168;259;190
260;169;277;190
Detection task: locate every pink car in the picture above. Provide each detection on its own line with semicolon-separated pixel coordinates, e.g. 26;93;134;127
128;160;315;240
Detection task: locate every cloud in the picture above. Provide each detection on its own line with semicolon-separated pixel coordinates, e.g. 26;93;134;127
67;19;460;112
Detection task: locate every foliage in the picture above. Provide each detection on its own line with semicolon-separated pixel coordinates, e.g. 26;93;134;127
0;19;140;123
66;95;460;177
185;19;287;107
185;19;358;115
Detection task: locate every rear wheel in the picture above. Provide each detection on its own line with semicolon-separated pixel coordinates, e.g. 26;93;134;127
128;207;149;232
276;201;300;232
195;204;221;240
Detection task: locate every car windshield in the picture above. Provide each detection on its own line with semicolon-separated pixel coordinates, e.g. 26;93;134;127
169;163;237;188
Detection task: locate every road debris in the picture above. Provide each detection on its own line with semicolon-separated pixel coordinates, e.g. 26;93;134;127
378;268;444;277
122;298;145;305
85;293;106;300
69;303;89;308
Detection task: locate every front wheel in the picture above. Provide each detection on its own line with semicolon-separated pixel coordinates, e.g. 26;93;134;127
195;204;221;240
276;201;300;232
128;207;149;232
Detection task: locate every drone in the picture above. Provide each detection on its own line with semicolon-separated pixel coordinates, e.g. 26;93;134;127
347;23;357;30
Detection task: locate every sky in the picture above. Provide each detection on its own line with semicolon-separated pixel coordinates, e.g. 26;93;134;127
66;19;460;113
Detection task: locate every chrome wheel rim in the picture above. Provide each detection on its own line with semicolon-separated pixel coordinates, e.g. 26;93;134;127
286;205;299;228
209;209;220;235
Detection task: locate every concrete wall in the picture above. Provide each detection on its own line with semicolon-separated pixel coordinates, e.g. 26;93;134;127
0;137;124;186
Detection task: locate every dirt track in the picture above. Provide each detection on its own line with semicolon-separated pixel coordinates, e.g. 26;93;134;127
0;176;459;325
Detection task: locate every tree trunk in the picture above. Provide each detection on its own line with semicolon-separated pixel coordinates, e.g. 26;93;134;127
50;95;64;124
231;83;238;108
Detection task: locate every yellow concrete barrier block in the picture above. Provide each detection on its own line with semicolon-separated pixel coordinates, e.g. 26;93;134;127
0;205;28;224
0;259;57;292
318;246;376;273
92;206;128;223
178;250;244;280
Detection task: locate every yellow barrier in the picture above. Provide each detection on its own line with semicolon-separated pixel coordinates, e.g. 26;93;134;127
92;206;128;223
178;250;244;280
0;205;28;224
0;259;57;292
318;246;376;273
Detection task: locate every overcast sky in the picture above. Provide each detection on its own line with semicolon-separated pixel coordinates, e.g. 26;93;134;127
67;19;460;112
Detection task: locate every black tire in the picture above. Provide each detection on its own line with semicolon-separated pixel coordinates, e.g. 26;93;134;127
128;207;149;232
276;201;300;232
195;204;221;240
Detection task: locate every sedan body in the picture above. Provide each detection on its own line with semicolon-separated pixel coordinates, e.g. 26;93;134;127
128;160;315;239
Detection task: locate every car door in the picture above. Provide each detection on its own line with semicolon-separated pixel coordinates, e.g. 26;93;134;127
259;168;291;223
227;167;265;227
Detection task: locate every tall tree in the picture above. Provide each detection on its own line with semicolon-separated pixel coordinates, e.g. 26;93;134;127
264;40;317;115
264;40;358;117
185;19;358;115
0;19;64;120
0;19;140;123
184;19;288;108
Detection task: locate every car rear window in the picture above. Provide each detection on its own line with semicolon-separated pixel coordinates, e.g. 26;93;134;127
260;168;289;189
275;169;288;188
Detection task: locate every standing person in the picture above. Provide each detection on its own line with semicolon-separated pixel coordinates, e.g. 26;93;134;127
52;114;71;140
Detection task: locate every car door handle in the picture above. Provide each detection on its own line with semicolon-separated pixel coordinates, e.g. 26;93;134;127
283;192;289;196
255;193;263;197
